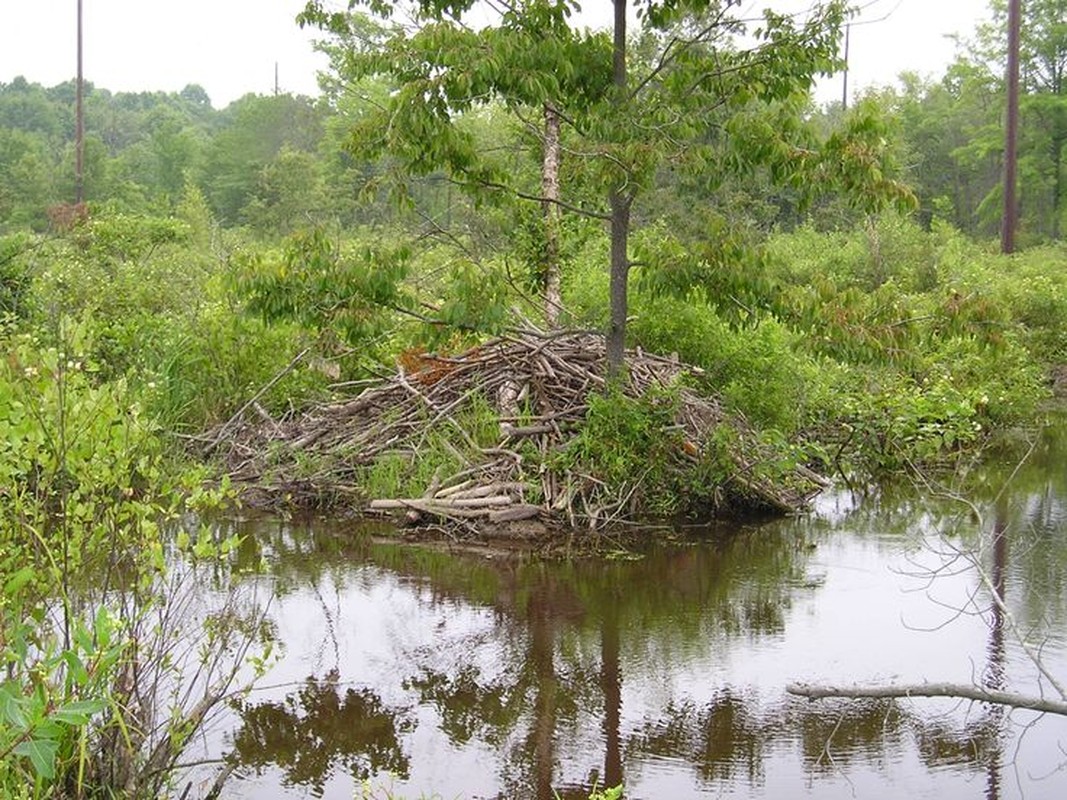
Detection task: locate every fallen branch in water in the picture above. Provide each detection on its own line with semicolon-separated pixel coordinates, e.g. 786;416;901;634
786;682;1067;716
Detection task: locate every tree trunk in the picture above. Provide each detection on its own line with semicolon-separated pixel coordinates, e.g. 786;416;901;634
1051;132;1063;240
542;103;563;328
606;0;630;375
607;192;631;373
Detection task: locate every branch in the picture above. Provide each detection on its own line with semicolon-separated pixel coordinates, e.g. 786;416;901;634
630;4;735;99
787;681;1067;716
450;178;611;221
203;347;311;455
903;439;1067;702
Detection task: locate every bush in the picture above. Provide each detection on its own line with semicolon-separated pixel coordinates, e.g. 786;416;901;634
0;319;266;799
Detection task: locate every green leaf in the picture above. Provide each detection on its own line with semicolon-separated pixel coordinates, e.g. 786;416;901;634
61;651;90;687
94;605;112;650
14;737;59;780
52;698;105;726
0;683;29;729
3;566;35;596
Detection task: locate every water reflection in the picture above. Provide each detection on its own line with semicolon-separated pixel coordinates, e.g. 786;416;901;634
210;424;1067;800
230;674;412;796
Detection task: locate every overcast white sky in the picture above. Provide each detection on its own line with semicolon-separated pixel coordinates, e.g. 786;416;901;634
0;1;991;109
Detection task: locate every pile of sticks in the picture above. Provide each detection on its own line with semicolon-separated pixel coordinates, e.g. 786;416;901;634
216;330;826;529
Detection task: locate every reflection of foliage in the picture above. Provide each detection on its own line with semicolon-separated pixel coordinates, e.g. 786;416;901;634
790;697;907;774
405;666;517;747
627;693;773;788
910;714;1001;770
230;674;413;794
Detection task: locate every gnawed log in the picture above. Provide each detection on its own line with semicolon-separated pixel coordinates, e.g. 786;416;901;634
436;482;532;500
370;495;514;511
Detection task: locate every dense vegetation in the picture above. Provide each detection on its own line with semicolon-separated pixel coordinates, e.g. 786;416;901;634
2;0;1067;795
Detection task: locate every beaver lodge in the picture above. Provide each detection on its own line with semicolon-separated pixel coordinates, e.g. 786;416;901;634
209;330;828;535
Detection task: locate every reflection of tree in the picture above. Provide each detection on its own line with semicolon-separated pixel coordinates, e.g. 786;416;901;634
230;674;412;795
791;697;907;773
625;690;1006;793
600;600;622;792
228;508;814;797
627;693;772;787
1004;438;1067;639
404;578;586;800
399;529;810;799
405;665;530;748
789;435;1067;796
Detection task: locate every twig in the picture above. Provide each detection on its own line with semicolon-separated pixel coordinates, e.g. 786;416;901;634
204;347;310;455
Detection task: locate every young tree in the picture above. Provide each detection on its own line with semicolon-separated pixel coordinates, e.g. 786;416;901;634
299;0;906;371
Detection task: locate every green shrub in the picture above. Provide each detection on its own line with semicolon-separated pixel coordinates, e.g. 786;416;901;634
0;233;34;318
0;318;263;799
628;292;828;434
554;385;691;518
139;303;327;430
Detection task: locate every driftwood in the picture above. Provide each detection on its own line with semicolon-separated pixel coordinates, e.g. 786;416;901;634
787;682;1067;716
214;330;826;529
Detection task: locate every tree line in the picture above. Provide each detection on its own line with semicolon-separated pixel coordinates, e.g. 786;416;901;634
0;0;1061;246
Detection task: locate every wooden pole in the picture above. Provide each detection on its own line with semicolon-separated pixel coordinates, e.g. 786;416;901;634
841;23;850;109
1001;0;1021;254
75;0;84;205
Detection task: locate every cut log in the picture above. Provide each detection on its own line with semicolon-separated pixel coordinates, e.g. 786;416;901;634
489;505;542;523
369;495;513;511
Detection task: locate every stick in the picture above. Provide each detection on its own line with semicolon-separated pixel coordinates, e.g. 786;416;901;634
205;347;310;455
438;482;531;500
369;495;513;510
786;682;1067;716
489;504;542;523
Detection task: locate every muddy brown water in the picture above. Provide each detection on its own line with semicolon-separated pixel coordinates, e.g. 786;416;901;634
196;426;1067;800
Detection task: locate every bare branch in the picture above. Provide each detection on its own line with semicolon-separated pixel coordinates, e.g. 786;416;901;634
787;681;1067;716
450;178;612;220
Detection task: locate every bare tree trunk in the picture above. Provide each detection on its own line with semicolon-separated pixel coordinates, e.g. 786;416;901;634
606;0;631;375
542;102;563;328
607;192;631;374
864;215;884;287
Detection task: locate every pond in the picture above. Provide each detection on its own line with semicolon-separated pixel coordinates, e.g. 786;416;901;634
202;424;1067;800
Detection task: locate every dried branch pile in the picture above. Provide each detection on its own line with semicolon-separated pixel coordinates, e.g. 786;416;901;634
214;330;827;530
